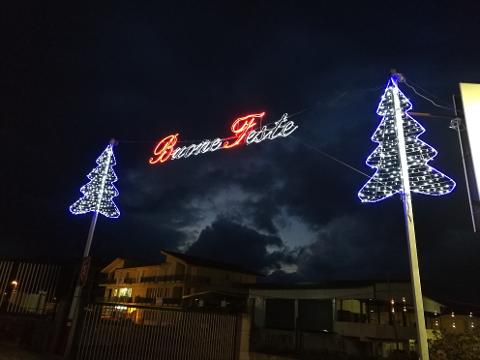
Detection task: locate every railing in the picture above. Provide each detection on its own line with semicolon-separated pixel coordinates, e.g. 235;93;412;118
98;278;116;284
0;261;61;315
162;297;182;306
96;296;133;304
139;274;210;284
97;296;183;306
99;274;211;285
77;303;240;359
334;321;417;340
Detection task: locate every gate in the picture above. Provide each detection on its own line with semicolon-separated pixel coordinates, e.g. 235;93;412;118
76;303;240;360
0;260;61;314
0;260;66;354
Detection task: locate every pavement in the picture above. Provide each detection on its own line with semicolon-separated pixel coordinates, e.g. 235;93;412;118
0;342;61;360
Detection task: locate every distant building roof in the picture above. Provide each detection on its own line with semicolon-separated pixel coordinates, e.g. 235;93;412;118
101;250;262;277
162;250;263;276
248;280;446;313
248;280;409;290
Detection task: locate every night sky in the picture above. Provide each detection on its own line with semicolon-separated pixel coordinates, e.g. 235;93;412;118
3;2;480;304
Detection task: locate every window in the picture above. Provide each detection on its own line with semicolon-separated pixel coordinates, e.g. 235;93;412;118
265;299;295;330
298;299;333;332
118;288;132;297
172;287;183;298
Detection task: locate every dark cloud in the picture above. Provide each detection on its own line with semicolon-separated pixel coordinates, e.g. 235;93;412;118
293;214;404;280
3;1;480;305
187;217;291;273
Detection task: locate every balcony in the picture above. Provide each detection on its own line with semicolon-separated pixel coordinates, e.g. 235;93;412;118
139;275;210;284
97;276;117;284
334;321;417;340
97;296;134;304
96;296;182;307
99;274;211;285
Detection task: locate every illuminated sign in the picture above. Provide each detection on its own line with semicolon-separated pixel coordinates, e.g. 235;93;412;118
460;84;480;195
149;112;298;165
458;83;480;232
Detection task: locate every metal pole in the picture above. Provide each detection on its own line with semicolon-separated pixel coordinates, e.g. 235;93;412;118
83;211;99;258
65;141;116;357
392;82;429;360
64;211;98;357
452;95;477;232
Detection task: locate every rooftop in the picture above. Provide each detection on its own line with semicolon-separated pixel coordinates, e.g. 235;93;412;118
103;250;262;277
248;279;410;290
162;250;262;276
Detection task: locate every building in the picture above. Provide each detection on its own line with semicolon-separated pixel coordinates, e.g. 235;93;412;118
98;250;259;309
248;281;474;358
435;309;477;335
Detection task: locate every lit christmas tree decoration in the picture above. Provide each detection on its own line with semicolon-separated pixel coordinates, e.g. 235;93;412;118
358;78;456;202
69;143;120;218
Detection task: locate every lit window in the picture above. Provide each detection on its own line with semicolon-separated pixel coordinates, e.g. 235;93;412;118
118;288;132;297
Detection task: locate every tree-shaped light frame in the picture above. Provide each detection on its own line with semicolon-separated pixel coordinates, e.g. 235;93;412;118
358;79;456;203
69;144;120;218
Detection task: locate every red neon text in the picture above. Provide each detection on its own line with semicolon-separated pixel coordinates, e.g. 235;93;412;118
222;112;265;149
149;133;178;164
147;112;298;166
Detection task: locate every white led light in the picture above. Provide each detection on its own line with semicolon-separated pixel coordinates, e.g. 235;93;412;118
358;79;456;202
69;144;120;218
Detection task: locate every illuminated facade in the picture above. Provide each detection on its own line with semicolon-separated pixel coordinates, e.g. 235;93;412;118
98;250;258;307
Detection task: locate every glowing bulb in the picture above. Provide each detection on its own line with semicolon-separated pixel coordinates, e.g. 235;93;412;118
358;78;456;202
69;144;120;218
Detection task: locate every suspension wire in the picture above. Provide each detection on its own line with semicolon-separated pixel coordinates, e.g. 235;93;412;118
117;79;449;194
116;83;413;192
117;85;384;145
402;80;454;112
289;135;397;193
404;79;441;100
117;80;450;145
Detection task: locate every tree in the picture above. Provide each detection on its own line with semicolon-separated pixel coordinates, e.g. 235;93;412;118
69;143;120;218
430;327;480;360
358;78;456;202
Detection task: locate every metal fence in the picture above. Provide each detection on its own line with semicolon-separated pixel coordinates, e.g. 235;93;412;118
76;303;240;360
0;260;61;314
0;261;14;308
